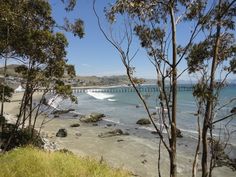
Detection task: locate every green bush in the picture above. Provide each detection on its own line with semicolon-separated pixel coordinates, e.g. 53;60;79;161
1;126;43;151
0;146;131;177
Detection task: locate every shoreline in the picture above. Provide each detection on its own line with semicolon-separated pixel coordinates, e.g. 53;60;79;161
3;92;236;177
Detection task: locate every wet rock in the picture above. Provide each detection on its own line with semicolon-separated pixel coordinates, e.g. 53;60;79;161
176;128;183;138
117;139;124;142
80;113;105;123
98;129;129;138
106;124;112;127
56;128;67;137
73;114;79;118
70;123;80;128
136;118;151;125
53;109;75;115
92;123;98;126
231;107;236;114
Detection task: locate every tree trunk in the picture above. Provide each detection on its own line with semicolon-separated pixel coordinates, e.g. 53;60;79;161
170;6;177;177
0;26;9;136
201;6;221;177
192;105;201;177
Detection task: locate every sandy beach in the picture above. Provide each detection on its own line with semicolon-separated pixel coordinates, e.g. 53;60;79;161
3;92;236;177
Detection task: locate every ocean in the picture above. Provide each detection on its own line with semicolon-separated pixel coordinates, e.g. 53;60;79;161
52;84;236;144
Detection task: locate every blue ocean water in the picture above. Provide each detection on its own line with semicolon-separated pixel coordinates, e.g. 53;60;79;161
58;84;236;143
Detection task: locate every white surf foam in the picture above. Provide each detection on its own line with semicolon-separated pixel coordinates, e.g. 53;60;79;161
103;118;122;125
107;98;117;102
87;91;114;100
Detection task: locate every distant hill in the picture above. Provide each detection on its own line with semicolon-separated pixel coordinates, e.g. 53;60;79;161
76;75;131;86
0;65;132;86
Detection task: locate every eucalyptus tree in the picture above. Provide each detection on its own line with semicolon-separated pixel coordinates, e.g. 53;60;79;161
186;1;236;176
0;0;84;150
93;0;212;176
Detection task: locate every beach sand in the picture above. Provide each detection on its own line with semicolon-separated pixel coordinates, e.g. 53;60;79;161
3;92;236;177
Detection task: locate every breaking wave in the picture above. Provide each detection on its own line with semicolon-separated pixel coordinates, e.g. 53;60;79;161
86;91;115;100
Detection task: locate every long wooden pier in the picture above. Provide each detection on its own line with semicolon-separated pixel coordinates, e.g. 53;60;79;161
37;85;194;94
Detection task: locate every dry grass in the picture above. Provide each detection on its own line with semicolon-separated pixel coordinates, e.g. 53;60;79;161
0;146;131;177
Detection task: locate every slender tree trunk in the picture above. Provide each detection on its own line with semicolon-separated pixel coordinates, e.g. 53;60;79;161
28;87;33;135
192;107;201;177
169;6;177;177
0;58;7;117
0;25;9;117
0;25;9;137
201;7;221;177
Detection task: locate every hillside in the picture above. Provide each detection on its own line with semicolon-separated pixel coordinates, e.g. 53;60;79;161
0;64;19;77
0;65;132;86
76;75;131;86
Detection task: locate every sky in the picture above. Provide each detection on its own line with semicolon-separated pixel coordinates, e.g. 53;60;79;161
50;0;192;79
1;1;234;80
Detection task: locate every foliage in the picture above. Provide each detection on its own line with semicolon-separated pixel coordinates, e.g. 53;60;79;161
99;1;236;177
186;1;236;176
1;126;43;151
0;146;131;177
0;0;81;151
187;33;236;74
0;84;14;102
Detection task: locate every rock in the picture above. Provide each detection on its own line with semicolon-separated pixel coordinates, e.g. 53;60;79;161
141;159;147;164
80;112;105;123
70;123;80;128
136;105;140;108
151;112;157;115
106;124;112;127
57;148;73;154
56;128;67;137
140;154;146;157
73;114;79;118
43;138;59;151
98;129;129;138
54;114;59;118
53;109;75;115
230;107;236;114
75;132;82;137
136;118;151;125
151;131;158;135
117;139;124;142
92;123;98;126
176;128;183;138
151;129;161;135
90;112;105;118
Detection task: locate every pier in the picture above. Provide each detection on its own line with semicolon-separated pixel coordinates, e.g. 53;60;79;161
37;85;194;94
